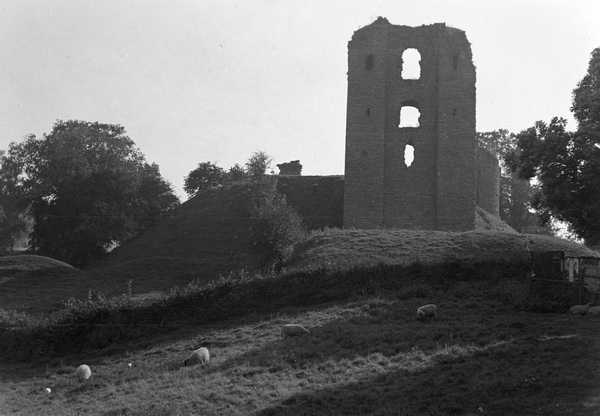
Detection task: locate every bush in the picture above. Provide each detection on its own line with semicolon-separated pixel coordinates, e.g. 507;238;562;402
250;184;306;266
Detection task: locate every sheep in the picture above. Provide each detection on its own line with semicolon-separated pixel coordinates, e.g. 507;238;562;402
184;347;210;366
587;306;600;316
416;304;438;320
281;324;310;338
569;304;591;315
75;364;92;381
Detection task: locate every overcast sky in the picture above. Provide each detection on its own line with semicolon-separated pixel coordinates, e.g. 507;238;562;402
1;0;599;199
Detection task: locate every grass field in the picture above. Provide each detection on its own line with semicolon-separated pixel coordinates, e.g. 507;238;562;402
2;223;599;415
2;285;600;415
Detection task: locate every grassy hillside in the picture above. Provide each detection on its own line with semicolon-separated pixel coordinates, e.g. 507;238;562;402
3;287;600;415
105;182;270;278
285;229;597;274
0;256;210;315
0;255;75;276
475;206;517;233
2;226;600;414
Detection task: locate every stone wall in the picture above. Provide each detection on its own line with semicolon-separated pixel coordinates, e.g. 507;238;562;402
344;19;476;230
276;176;344;230
475;146;500;216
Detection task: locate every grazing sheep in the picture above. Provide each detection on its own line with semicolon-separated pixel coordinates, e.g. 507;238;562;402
75;364;92;381
281;324;310;338
184;347;210;366
416;304;438;320
569;304;591;315
587;306;600;316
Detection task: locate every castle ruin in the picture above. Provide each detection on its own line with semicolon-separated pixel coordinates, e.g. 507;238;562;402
343;18;497;230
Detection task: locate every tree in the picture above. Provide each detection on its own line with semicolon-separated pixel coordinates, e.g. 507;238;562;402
1;120;179;265
508;48;600;244
183;162;225;196
227;163;246;181
0;149;29;253
509;117;600;244
245;151;272;179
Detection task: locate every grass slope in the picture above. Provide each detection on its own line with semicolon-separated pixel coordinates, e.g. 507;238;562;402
475;206;517;233
105;182;267;279
0;257;210;315
285;229;598;274
0;255;75;276
2;288;600;415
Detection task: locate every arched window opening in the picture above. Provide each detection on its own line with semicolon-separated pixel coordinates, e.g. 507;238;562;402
401;48;421;80
365;54;374;70
452;54;458;70
404;144;415;167
399;106;420;128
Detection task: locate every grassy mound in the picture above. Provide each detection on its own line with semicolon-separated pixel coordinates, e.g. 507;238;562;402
0;256;207;315
0;255;75;276
105;182;269;279
475;206;517;233
285;229;597;274
0;256;80;314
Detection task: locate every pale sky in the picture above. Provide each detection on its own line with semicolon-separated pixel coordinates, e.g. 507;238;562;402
1;0;599;199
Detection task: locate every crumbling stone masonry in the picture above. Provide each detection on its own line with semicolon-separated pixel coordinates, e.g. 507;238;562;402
343;18;477;230
277;160;303;176
476;147;500;216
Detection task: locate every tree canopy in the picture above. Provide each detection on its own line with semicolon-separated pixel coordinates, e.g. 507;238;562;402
183;162;225;196
508;48;600;245
183;151;273;197
1;120;179;265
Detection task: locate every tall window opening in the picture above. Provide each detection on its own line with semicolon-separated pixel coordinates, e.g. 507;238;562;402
399;106;420;128
401;48;421;80
404;144;415;167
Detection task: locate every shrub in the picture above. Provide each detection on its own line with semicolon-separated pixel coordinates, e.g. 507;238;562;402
250;184;306;266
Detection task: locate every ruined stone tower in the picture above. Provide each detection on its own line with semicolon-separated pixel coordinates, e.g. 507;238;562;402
343;18;476;230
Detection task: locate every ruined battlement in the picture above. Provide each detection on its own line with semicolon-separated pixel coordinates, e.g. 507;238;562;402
343;18;477;230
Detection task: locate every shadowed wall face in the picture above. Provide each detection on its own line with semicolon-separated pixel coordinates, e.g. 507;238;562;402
475;147;500;216
343;19;476;231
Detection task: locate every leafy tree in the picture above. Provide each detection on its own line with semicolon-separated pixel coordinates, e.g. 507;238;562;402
245;151;272;179
250;184;305;266
507;48;600;244
183;162;225;196
227;163;246;181
509;117;600;243
0;149;29;253
1;120;179;265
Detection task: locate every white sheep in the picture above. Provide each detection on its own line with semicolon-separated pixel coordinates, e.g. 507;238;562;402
587;306;600;316
281;324;310;338
184;347;210;366
75;364;92;381
416;304;438;320
569;304;590;315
